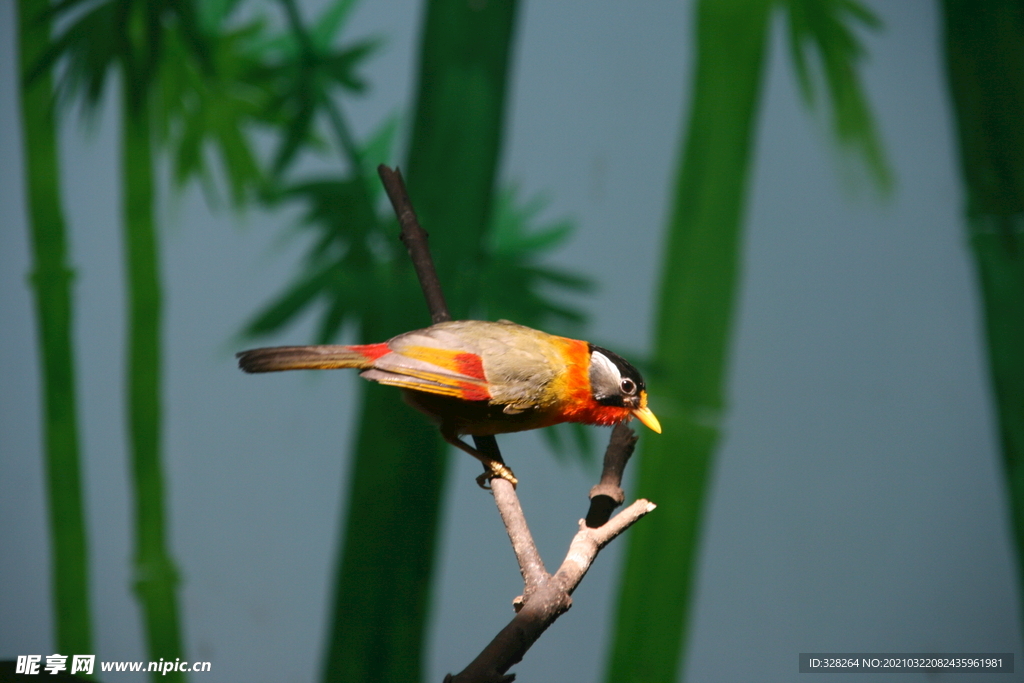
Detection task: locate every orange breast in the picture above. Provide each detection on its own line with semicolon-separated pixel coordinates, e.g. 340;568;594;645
542;337;634;428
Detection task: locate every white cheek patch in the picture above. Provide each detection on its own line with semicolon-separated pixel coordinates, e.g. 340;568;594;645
590;350;622;398
591;350;619;378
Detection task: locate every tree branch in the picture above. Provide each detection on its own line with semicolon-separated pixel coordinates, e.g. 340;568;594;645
446;424;653;683
377;164;451;324
586;423;638;528
376;165;655;682
492;478;547;596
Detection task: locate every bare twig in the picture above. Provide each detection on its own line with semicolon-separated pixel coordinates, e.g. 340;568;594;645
491;479;547;596
377;164;451;324
586;423;638;528
375;164;655;682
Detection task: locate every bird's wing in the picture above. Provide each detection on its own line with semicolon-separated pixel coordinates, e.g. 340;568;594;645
361;320;566;406
361;327;493;401
471;334;564;408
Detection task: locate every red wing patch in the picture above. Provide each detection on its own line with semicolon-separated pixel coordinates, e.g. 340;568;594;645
452;353;486;381
455;381;490;401
347;343;391;362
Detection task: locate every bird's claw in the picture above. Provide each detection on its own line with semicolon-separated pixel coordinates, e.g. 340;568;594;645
476;463;518;490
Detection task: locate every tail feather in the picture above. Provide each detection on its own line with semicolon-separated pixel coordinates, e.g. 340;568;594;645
237;344;386;373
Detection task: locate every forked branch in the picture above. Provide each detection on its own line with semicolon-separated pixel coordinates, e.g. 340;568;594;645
447;427;654;683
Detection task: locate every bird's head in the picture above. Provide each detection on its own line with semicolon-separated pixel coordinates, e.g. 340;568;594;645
587;345;661;433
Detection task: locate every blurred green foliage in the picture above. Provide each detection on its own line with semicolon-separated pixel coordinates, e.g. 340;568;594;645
607;0;890;681
785;0;893;189
35;0;216;678
16;0;92;659
941;0;1024;629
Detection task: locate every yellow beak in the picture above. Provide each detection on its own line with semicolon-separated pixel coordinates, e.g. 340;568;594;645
632;405;662;434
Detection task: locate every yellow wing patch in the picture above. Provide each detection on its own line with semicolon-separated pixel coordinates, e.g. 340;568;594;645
365;345;491;401
362;372;467;398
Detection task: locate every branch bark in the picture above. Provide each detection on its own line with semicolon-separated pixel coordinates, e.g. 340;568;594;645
378;164;451;325
376;165;655;682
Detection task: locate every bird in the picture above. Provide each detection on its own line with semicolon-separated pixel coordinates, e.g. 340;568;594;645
237;319;660;486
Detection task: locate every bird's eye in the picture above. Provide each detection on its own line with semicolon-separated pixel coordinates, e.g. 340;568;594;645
620;378;637;395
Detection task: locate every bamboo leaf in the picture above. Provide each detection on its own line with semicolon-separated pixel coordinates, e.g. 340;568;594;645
322;38;381;92
477;184;591;331
242;266;334;337
245;108;402;345
197;0;241;31
271;90;317;174
160;18;273;205
359;112;400;197
29;1;120;111
310;0;359;50
783;0;893;190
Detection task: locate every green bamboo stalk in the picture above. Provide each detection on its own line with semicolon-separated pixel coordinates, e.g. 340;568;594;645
121;91;186;682
940;0;1024;624
320;2;518;681
16;0;93;658
321;302;448;683
403;0;519;314
605;1;773;680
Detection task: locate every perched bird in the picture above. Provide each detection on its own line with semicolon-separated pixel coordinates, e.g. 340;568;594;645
237;319;660;485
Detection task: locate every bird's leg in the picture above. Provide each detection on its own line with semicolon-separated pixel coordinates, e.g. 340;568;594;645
441;429;518;489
